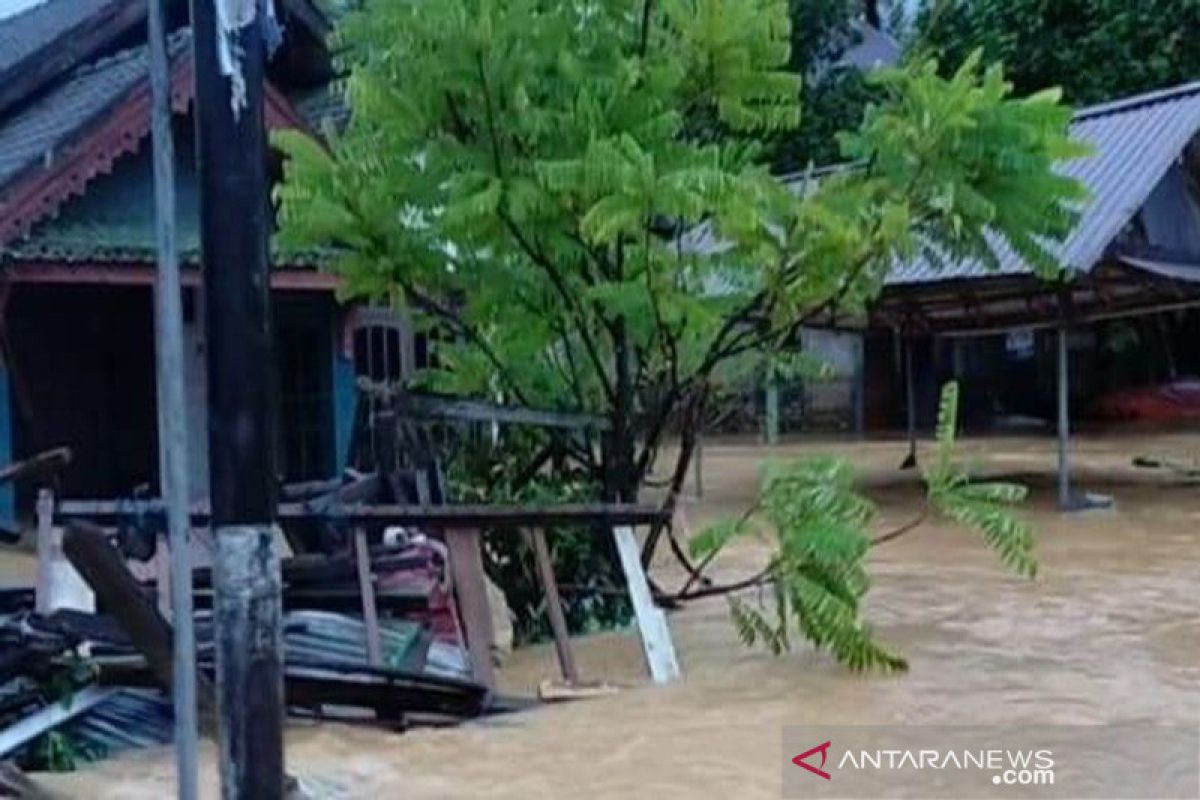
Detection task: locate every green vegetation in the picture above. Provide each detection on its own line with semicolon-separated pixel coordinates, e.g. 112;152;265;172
691;382;1034;671
914;0;1200;104
277;0;1081;669
448;430;633;643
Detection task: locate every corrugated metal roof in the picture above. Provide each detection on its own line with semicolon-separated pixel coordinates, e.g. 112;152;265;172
55;689;174;757
0;687;173;764
680;81;1200;292
888;80;1200;286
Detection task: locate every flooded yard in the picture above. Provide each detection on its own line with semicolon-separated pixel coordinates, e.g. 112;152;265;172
29;432;1200;798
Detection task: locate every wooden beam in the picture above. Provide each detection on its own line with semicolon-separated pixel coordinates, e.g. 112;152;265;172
61;523;218;735
352;527;383;666
57;500;670;528
528;528;579;684
444;528;496;691
0;262;338;291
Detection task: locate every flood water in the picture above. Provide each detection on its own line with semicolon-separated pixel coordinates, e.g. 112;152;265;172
30;432;1200;798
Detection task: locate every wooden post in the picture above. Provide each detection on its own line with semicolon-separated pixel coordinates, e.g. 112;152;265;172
612;525;680;684
153;535;171;618
34;489;53;615
352;526;383;666
1057;322;1072;510
444;528;496;691
191;0;284;792
528;527;579;684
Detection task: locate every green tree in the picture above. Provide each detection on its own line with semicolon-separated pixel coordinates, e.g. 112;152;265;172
914;0;1200;104
773;0;885;170
276;0;1085;668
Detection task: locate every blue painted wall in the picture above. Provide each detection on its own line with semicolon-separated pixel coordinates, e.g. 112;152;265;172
331;331;357;471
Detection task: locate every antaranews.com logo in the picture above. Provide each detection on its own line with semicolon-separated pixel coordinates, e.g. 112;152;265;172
792;739;1055;786
782;724;1198;799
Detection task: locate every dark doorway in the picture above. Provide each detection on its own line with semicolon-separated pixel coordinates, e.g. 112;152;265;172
7;284;158;508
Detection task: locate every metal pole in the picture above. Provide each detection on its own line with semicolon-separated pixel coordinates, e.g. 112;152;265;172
147;2;198;797
1057;322;1071;509
189;1;284;796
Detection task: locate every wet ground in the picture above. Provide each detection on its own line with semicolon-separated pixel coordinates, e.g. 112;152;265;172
25;432;1200;798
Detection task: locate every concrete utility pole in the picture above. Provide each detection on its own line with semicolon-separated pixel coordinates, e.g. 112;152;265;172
189;1;284;796
147;0;199;797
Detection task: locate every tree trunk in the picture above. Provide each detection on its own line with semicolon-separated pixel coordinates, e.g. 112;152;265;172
605;315;638;503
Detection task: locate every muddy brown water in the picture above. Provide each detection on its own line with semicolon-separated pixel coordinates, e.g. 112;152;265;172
21;433;1200;798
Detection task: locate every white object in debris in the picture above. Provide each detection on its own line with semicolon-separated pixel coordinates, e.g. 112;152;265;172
485;574;514;664
612;525;681;684
35;489;95;614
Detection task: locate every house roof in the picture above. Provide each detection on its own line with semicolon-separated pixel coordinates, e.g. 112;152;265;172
0;0;330;93
0;0;128;80
0;36;177;192
677;80;1200;332
888;80;1200;286
0;29;314;247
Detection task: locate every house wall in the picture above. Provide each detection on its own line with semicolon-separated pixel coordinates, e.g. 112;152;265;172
796;328;865;432
2;283;342;519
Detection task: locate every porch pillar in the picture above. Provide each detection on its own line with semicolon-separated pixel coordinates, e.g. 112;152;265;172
901;336;917;470
331;321;357;472
1056;322;1071;509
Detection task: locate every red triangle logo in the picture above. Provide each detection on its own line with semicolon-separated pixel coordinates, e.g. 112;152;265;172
792;740;832;780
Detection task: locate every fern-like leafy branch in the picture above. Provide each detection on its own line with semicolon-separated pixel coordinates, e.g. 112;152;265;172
690;381;1037;672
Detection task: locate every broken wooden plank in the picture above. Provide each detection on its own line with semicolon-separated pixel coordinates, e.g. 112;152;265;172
528;527;578;684
537;679;620;703
0;447;70;487
352;527;383;666
61;523;217;735
444;528;496;692
612;525;681;685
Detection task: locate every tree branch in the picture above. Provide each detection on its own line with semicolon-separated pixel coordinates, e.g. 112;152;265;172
870;509;928;546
